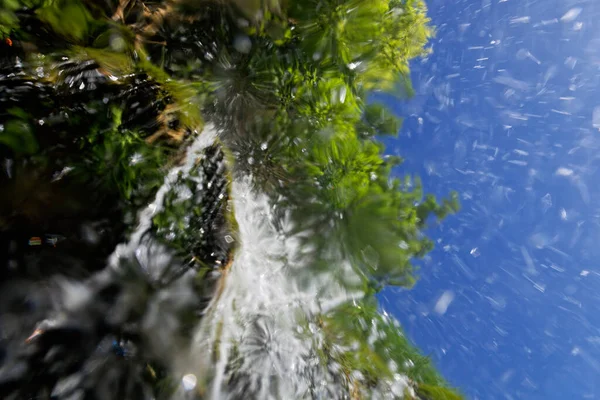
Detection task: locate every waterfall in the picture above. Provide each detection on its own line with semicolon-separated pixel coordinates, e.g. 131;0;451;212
181;174;363;399
104;124;414;399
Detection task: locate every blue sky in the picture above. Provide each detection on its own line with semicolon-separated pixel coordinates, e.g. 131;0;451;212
376;0;600;398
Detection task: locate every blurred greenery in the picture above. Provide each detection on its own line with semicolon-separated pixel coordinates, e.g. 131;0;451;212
317;297;463;398
1;110;38;155
0;0;461;398
36;1;92;42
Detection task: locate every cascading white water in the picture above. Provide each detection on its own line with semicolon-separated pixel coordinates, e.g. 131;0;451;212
185;174;366;399
108;124;414;399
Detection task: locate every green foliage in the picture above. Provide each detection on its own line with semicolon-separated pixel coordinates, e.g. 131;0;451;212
286;0;433;93
0;0;19;37
75;107;168;202
196;0;456;288
1;0;93;41
364;102;403;136
318;298;462;398
1;108;38;154
36;1;92;42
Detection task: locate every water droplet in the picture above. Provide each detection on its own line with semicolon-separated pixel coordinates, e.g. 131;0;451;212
338;86;347;103
555;167;573;176
110;35;126;52
560;208;568;220
181;374;197;391
434;291;455;315
561;7;582;23
360;245;379;269
130;153;143;165
4;158;13;179
348;61;361;70
233;35;252;54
